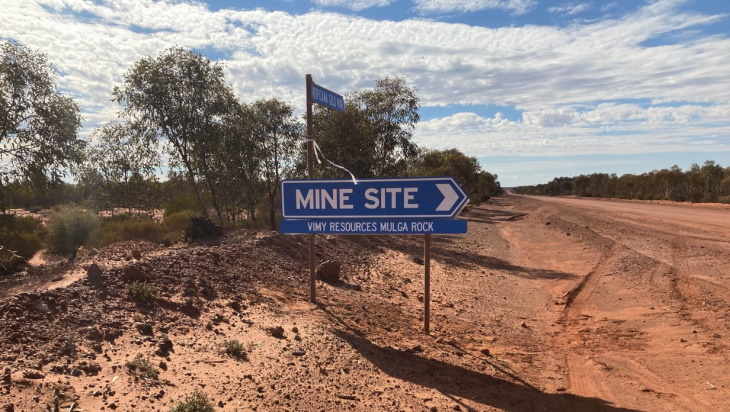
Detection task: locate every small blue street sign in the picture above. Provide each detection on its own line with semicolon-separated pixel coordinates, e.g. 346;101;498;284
280;177;469;219
311;83;345;112
280;219;467;235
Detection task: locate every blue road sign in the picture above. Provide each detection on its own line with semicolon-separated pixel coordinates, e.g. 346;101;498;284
280;219;467;235
280;177;469;219
311;83;345;112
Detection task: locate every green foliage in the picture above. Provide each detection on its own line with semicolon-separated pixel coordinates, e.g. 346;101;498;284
163;194;197;217
45;205;99;257
409;148;502;203
169;390;215;412
312;76;419;178
0;41;84;189
163;210;195;232
91;214;164;247
0;215;44;272
127;281;156;301
249;98;301;230
114;47;239;224
514;160;730;204
62;338;77;357
80;122;159;213
221;340;248;360
125;354;159;380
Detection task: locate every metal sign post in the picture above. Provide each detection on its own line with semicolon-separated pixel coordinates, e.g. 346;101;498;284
305;75;346;304
306;75;316;303
425;233;432;334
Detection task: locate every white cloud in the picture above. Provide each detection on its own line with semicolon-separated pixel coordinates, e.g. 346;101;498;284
312;0;393;11
413;0;536;15
414;104;730;158
1;0;728;181
547;3;590;16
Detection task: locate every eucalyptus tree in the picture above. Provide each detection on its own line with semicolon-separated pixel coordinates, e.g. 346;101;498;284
113;47;237;223
82;122;159;212
355;76;420;176
0;41;83;210
312;76;420;178
250;98;302;229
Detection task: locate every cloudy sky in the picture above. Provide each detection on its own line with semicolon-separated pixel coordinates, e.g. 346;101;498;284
2;0;729;186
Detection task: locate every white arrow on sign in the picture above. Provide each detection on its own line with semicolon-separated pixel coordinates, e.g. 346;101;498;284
435;183;459;211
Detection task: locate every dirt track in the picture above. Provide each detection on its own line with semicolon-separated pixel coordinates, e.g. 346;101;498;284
1;195;729;411
502;195;730;411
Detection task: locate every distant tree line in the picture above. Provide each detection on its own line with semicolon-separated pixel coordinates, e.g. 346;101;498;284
514;161;730;203
1;41;502;227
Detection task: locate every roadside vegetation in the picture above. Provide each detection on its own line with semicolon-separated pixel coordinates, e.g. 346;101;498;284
514;161;730;203
0;40;503;274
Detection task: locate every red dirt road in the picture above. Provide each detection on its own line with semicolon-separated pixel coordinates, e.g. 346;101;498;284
502;195;730;411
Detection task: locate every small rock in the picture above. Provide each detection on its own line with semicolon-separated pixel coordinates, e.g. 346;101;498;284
78;361;101;376
291;327;299;334
2;403;14;412
88;248;99;257
520;321;528;328
155;336;173;356
400;291;408;299
131;249;142;259
480;348;491;356
411;345;424;352
292;351;306;357
268;326;286;339
22;370;44;379
136;322;153;335
87;263;104;282
316;261;341;283
121;264;147;282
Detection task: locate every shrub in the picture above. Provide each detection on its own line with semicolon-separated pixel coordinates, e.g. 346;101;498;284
163;210;195;235
221;340;248;360
169;390;215;412
0;218;44;275
127;281;156;301
46;205;100;256
163;195;197;217
90;215;164;248
0;215;45;266
62;338;77;357
125;354;159;381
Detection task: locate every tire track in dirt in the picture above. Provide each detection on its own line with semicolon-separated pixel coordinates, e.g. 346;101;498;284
520;198;723;411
